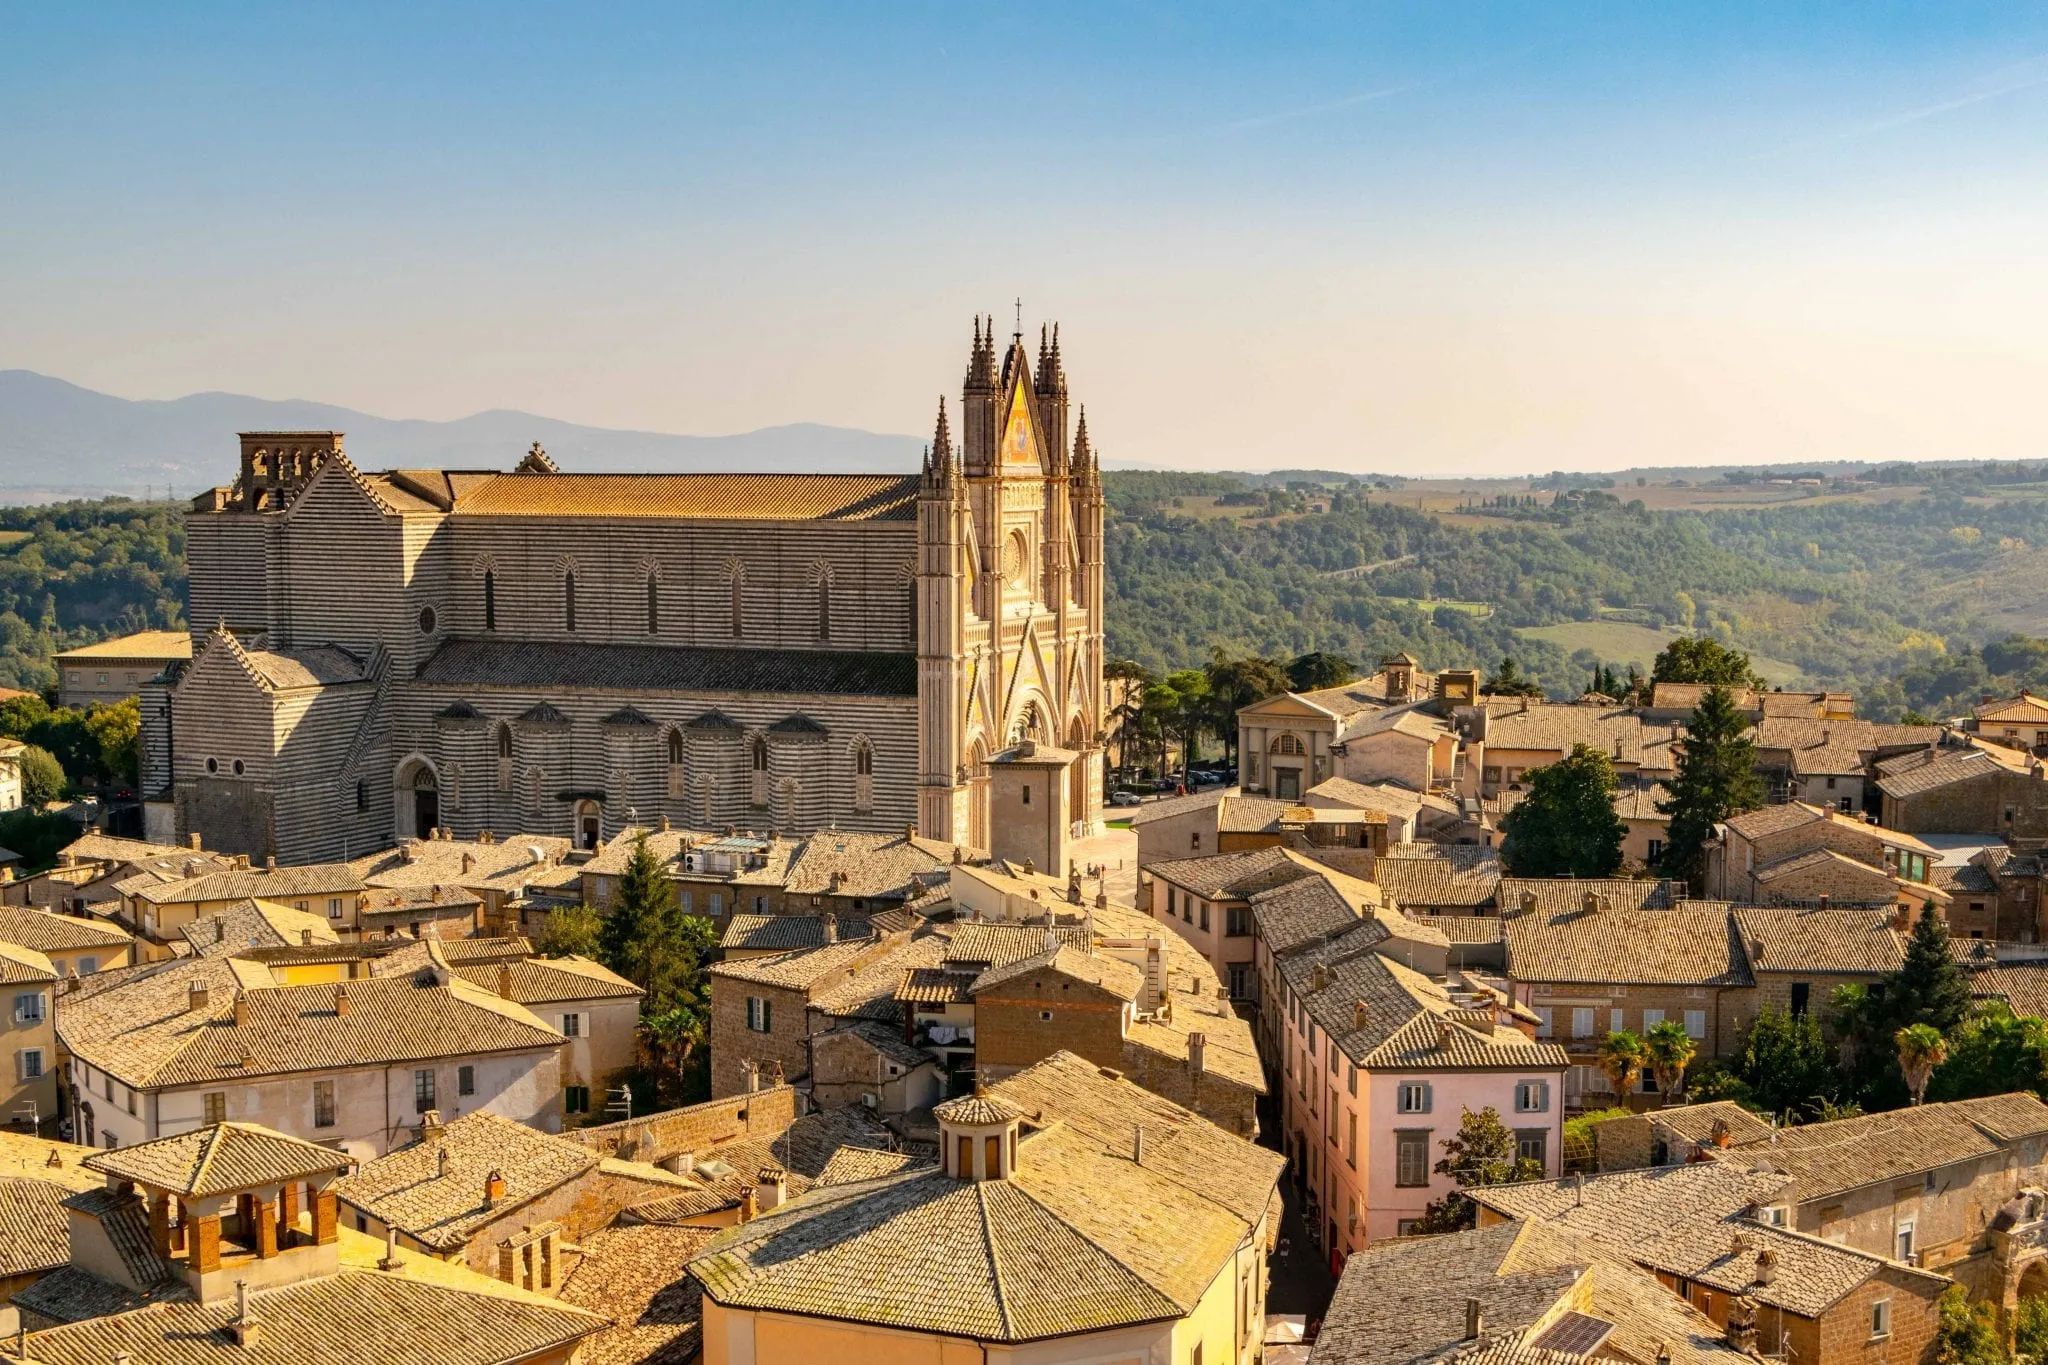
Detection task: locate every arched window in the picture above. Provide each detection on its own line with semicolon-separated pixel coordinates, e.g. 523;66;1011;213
483;570;496;631
750;736;770;808
564;570;577;632
852;738;874;813
495;723;513;791
816;576;831;642
725;561;746;639
647;573;660;635
1271;733;1306;757
666;730;685;798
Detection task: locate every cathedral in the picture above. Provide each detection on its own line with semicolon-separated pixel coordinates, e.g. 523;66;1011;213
142;320;1108;864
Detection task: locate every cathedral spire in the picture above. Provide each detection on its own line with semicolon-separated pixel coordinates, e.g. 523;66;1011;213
932;396;953;471
1049;323;1064;394
1071;405;1092;476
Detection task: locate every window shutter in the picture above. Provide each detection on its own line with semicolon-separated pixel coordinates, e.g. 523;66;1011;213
1421;1082;1434;1114
1538;1080;1550;1112
762;999;772;1033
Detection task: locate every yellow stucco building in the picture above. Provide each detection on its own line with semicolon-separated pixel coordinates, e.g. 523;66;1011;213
690;1050;1285;1365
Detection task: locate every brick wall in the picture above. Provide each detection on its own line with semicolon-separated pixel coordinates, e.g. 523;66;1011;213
709;978;814;1099
973;974;1128;1072
568;1083;800;1162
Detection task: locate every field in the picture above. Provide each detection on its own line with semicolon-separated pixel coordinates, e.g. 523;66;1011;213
1515;620;1804;685
0;531;29;549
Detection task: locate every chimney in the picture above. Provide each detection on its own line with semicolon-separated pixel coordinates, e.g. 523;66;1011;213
744;1060;760;1094
1353;999;1369;1031
758;1167;788;1211
1189;1031;1206;1075
420;1108;444;1141
437;1147;450;1178
233;993;249;1028
215;918;225;943
263;855;276;873
185;858;205;878
189;833;203;850
1518;890;1538;915
821;912;838;945
906;824;916;843
1464;1298;1484;1341
334;984;350;1017
461;852;475;874
1754;1247;1779;1287
188;981;211;1013
1712;1118;1735;1148
1582;891;1599;914
739;1186;758;1222
483;1169;506;1207
230;1278;262;1347
301;928;313;946
379;1225;402;1270
1817;893;1830;910
1573;1172;1584;1206
658;814;671;833
1133;1124;1144;1165
498;963;514;999
1310;962;1328;991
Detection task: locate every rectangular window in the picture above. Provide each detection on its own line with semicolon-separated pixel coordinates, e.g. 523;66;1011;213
1515;1128;1548;1167
1397;1082;1432;1114
1515;1080;1549;1113
1871;1300;1892;1339
1226;907;1252;937
1395;1130;1432;1187
414;1069;436;1112
1022;785;1031;806
1167;888;1177;917
561;1012;582;1038
12;992;43;1024
1571;1007;1595;1039
1684;1010;1707;1040
328;898;343;919
565;1085;590;1114
458;1064;475;1096
709;893;724;917
78;956;97;975
1609;1008;1624;1032
1790;982;1810;1016
1533;1007;1553;1038
1346;1111;1358;1166
1347;1063;1358;1097
313;1080;336;1128
203;1092;226;1125
1896;1220;1915;1261
1199;904;1210;932
746;997;773;1033
1647;839;1665;863
1641;1008;1665;1030
1228;963;1251;998
16;1049;43;1081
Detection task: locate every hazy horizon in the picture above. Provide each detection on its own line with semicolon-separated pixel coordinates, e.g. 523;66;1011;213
7;4;2048;475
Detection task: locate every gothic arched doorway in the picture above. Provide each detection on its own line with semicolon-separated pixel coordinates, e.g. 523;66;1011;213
396;758;441;840
575;799;602;850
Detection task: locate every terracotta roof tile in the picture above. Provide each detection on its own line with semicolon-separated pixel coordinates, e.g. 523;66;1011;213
1732;906;1903;975
85;1123;354;1196
1505;901;1750;987
333;1111;597;1250
0;907;133;953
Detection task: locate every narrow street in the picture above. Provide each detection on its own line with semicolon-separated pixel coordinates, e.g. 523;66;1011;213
1257;1088;1337;1323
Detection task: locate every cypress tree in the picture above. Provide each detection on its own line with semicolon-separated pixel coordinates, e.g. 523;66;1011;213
1656;685;1765;891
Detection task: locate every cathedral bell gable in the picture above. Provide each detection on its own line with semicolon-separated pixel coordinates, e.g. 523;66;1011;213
999;364;1050;474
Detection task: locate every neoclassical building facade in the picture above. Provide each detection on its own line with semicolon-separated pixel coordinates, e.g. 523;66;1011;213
143;320;1107;863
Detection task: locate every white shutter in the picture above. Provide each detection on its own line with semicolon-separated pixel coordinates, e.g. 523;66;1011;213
1685;1010;1707;1040
1642;1008;1665;1030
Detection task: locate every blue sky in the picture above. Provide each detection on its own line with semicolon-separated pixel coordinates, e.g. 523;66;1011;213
6;3;2048;472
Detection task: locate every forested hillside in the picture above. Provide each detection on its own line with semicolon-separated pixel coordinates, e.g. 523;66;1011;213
6;476;2048;722
0;500;184;692
1103;472;2048;720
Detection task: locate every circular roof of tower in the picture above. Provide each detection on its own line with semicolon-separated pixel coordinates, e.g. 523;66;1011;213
933;1093;1024;1127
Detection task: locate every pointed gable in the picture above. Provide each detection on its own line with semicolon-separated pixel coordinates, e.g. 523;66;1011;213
1002;369;1044;469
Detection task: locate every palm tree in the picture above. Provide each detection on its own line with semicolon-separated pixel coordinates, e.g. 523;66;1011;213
1596;1031;1648;1102
1644;1020;1698;1105
1895;1024;1949;1105
1830;984;1872;1070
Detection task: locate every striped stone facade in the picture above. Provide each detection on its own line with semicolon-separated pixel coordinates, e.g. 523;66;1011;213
147;322;1107;864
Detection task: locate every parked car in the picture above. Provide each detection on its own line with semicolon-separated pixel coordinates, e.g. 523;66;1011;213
1108;790;1143;808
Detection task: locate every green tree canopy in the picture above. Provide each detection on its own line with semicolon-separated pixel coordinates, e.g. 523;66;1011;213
1644;1019;1699;1100
1204;652;1290;767
16;744;65;806
1934;1285;2009;1365
1481;656;1545;697
1656;685;1765;889
1412;1106;1545;1233
535;903;604;959
1734;1005;1840;1120
1889;910;1975;1037
1650;636;1767;689
1927;1004;2048;1105
1286;652;1355;692
1499;743;1626;878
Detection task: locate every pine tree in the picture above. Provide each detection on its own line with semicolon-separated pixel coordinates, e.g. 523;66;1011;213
598;833;672;987
1886;910;1973;1037
1499;743;1626;877
1656;685;1765;890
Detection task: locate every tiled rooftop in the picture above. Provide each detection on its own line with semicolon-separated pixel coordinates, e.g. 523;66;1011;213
1505;899;1751;988
333;1111;598;1250
85;1122;354;1197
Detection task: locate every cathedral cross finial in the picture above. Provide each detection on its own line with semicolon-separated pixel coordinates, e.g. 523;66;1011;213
1014;296;1023;340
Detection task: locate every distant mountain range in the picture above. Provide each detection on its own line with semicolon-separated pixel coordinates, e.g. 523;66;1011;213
0;370;931;497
